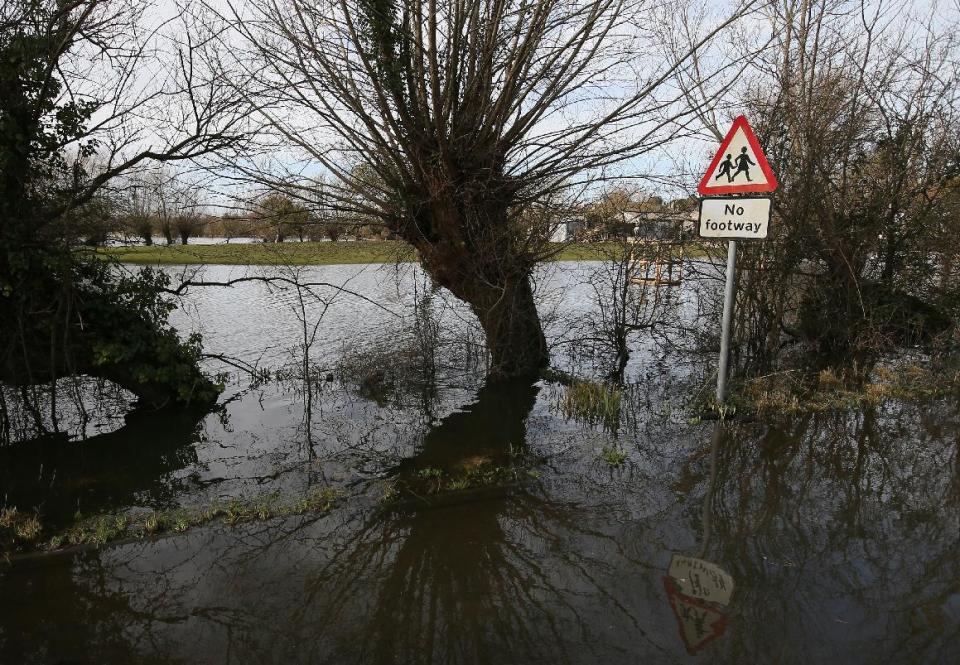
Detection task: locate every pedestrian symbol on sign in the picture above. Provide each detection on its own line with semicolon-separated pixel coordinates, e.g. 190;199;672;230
715;154;734;182
714;148;756;184
733;147;755;182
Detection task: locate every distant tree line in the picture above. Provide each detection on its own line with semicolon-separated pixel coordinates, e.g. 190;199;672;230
85;182;699;246
77;182;398;245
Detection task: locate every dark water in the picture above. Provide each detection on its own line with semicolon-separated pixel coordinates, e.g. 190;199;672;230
1;263;958;664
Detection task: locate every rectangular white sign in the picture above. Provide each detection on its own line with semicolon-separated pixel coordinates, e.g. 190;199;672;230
667;554;735;606
698;197;770;239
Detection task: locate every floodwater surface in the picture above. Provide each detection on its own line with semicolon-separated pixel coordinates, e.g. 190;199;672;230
1;262;957;664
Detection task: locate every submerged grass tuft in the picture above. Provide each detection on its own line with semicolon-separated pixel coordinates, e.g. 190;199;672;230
600;446;628;466
730;358;960;415
559;379;622;431
2;487;341;557
387;459;536;501
0;508;43;550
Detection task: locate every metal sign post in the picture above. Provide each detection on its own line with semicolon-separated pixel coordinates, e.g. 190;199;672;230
716;241;737;403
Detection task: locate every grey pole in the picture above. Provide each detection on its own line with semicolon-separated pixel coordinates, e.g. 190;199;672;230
697;421;724;559
716;240;738;404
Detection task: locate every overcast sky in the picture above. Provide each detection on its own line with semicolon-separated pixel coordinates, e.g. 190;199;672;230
81;0;960;210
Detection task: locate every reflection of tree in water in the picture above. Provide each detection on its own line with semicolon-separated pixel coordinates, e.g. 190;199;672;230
700;405;960;663
0;405;206;528
293;379;652;664
3;392;958;664
298;497;649;665
0;379;650;663
294;401;960;664
0;548;188;663
398;378;539;473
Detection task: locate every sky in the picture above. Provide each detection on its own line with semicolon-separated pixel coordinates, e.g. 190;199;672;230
72;0;960;210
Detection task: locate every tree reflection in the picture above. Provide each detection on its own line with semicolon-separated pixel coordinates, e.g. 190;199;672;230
1;395;957;664
0;404;206;528
397;377;539;473
701;404;960;663
305;377;651;663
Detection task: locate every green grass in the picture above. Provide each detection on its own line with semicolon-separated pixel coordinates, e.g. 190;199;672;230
551;243;628;261
97;240;416;266
96;241;710;266
3;487;341;556
559;379;623;431
553;242;707;262
600;446;628;466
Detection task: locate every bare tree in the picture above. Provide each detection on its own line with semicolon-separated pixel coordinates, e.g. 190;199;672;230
252;192;309;242
680;0;960;369
0;0;247;410
120;181;158;245
210;0;759;378
174;207;204;245
581;217;684;383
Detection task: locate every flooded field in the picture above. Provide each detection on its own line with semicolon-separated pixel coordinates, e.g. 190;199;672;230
1;262;957;664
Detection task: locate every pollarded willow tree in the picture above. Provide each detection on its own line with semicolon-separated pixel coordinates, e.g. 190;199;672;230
217;0;757;378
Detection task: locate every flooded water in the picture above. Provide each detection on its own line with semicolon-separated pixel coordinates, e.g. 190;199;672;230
1;262;957;664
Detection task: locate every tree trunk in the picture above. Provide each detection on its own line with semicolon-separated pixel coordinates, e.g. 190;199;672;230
472;274;548;379
393;175;550;379
418;240;548;378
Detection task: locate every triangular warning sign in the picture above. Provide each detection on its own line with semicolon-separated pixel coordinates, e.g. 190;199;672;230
697;116;778;195
663;576;729;654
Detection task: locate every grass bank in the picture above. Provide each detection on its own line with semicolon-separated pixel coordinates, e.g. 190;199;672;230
694;359;960;419
98;241;707;266
99;240;416;266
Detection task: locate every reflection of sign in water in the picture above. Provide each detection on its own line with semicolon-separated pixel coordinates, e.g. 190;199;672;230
667;554;735;605
663;554;735;654
663;576;729;654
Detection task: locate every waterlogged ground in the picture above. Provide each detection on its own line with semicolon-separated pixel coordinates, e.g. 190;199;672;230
1;262;958;664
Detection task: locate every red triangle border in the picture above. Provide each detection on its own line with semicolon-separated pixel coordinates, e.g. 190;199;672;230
662;575;730;654
697;116;778;195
